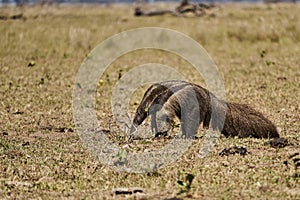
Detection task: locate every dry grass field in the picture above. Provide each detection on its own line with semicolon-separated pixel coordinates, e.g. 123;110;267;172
0;2;299;199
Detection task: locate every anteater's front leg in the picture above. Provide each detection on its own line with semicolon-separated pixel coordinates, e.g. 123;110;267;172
151;107;173;137
180;106;201;138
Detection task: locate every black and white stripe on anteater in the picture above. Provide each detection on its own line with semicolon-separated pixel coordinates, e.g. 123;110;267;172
130;80;279;139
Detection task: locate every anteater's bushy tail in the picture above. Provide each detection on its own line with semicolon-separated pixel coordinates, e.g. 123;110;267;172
218;101;279;138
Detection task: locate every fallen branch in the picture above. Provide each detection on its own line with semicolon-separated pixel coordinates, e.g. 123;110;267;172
134;7;180;17
134;0;217;17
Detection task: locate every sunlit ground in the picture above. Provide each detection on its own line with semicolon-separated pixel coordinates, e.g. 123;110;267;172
0;3;299;199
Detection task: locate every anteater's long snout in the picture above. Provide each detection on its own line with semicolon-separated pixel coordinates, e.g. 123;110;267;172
128;123;138;141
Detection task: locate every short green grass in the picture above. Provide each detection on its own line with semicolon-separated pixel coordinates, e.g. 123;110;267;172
0;3;299;199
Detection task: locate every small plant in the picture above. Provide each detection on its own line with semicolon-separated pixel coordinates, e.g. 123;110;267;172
28;61;36;67
265;60;275;66
171;122;180;131
176;171;195;194
260;49;267;58
39;78;45;85
113;149;127;166
284;153;300;181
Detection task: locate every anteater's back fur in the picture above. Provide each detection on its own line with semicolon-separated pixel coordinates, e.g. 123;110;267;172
130;80;279;139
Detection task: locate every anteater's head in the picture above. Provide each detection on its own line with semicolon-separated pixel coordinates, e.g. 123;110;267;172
130;80;189;138
130;83;168;135
130;102;173;137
